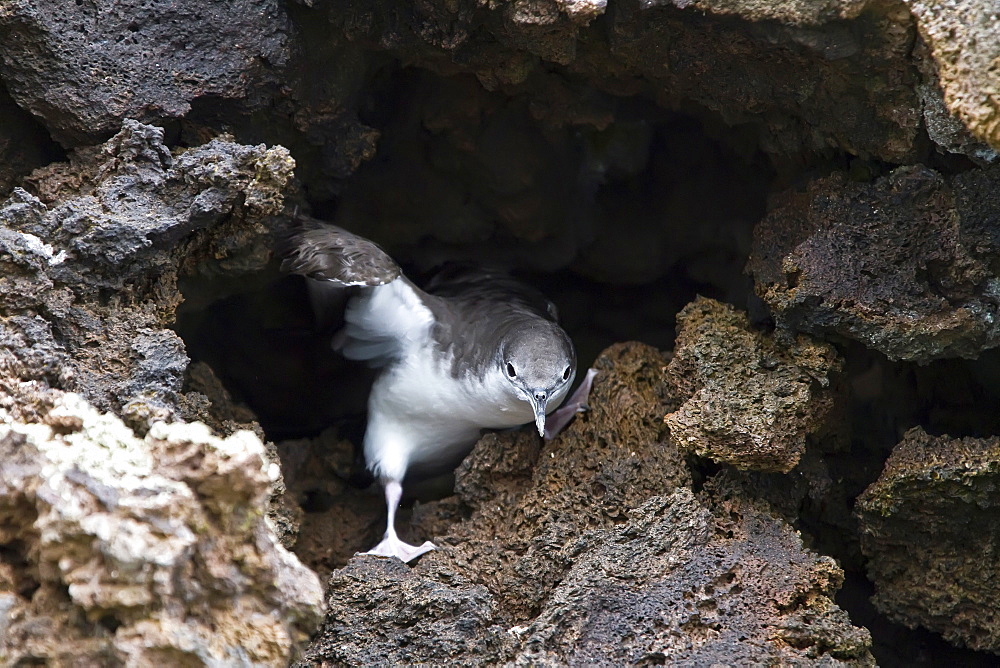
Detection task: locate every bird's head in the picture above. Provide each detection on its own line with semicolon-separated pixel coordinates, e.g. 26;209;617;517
498;322;576;437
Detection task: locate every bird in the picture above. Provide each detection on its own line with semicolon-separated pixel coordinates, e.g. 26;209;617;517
282;217;595;562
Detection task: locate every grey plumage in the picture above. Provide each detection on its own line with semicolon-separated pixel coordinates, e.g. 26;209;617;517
281;218;401;287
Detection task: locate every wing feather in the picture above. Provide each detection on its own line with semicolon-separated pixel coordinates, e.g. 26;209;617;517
281;217;401;287
281;218;434;368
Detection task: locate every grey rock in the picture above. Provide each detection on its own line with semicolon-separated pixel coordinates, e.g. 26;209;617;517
0;120;295;424
0;0;293;145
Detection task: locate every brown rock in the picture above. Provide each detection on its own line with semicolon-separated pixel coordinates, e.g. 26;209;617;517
908;0;1000;151
856;427;1000;654
666;296;841;472
0;391;323;666
302;342;870;664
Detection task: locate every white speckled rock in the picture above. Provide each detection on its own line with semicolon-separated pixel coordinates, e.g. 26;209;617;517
0;391;323;667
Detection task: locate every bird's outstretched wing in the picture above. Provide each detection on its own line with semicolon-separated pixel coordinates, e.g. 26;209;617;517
282;218;435;367
280;218;401;287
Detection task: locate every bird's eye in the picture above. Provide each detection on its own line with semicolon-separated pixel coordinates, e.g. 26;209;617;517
562;366;572;381
506;362;517;378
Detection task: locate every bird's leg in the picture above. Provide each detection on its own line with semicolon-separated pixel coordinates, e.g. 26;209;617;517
361;479;436;563
544;368;598;441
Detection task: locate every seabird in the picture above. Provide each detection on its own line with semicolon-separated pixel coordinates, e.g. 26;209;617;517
282;218;594;562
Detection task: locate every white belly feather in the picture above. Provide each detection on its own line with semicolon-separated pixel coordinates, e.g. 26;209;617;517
364;347;568;481
344;279;571;482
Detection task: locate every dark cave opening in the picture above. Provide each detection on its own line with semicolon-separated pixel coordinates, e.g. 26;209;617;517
177;66;775;440
171;63;1000;665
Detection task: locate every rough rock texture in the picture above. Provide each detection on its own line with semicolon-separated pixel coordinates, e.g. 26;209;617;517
667;0;870;24
313;0;922;163
749;164;1000;362
0;119;294;429
0;390;323;666
0;86;59;197
304;557;515;665
4;0;1000;663
856;427;1000;654
908;0;1000;151
914;39;999;165
0;0;292;146
518;490;872;665
666;296;842;472
0;120;318;662
300;342;872;665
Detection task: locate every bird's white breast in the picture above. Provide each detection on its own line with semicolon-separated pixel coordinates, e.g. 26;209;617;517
364;345;567;481
355;279;571;481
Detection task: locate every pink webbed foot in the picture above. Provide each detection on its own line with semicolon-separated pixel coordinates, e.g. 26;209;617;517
544;368;598;440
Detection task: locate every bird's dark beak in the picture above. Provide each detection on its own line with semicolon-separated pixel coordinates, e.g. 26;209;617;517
530;390;548;437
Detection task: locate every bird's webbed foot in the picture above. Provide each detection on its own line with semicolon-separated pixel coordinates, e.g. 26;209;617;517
544;368;598;440
361;534;437;563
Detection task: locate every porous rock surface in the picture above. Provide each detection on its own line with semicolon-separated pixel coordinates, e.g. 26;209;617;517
856;427;1000;654
908;0;1000;151
0;390;323;665
3;0;1000;663
0;120;322;663
300;342;873;665
0;0;292;146
666;296;842;472
0;119;294;431
749;164;1000;362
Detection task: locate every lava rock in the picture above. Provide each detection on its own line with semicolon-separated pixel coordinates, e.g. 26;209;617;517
516;490;873;665
908;0;1000;152
0;391;323;665
310;0;921;163
749;165;1000;362
914;39;999;165
856;427;1000;654
666;296;842;472
0;0;292;146
299;557;514;665
0;120;295;426
302;342;870;664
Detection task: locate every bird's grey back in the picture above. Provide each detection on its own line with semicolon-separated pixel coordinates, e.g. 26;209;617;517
421;265;571;379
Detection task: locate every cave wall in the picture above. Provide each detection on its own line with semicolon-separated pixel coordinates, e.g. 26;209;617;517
2;0;1000;665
